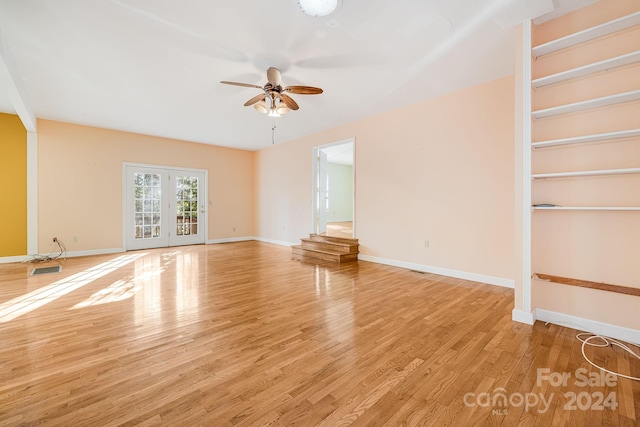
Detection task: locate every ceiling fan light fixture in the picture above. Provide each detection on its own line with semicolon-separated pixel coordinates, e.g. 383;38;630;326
253;100;268;114
267;107;281;118
276;104;290;115
297;0;341;17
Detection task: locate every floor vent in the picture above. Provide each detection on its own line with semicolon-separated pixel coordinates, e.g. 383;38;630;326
31;265;62;276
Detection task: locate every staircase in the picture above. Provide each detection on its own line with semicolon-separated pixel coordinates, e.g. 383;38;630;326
292;234;359;263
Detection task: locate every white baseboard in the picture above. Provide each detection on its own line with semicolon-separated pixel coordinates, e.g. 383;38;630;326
253;237;297;247
357;254;515;289
327;218;352;223
210;236;297;247
0;248;126;264
512;308;535;325
536;308;640;346
0;255;31;264
207;237;255;244
65;248;125;258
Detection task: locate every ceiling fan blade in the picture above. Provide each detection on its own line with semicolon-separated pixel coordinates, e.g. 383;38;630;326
284;85;324;95
267;67;282;86
220;81;263;89
244;93;266;107
281;94;299;111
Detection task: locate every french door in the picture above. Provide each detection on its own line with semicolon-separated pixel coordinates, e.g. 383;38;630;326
125;165;206;250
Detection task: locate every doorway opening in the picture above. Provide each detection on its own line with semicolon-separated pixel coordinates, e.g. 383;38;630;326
312;139;355;238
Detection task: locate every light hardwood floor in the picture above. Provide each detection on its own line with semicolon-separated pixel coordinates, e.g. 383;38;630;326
324;222;353;239
0;241;638;426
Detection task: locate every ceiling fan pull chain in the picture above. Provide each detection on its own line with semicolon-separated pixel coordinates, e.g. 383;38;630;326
272;120;276;144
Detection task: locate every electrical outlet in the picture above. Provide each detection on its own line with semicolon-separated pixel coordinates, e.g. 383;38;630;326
424;240;429;248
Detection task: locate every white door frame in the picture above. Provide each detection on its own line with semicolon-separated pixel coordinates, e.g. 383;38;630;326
122;163;208;250
311;138;355;236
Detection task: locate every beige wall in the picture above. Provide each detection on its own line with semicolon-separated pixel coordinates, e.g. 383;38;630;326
37;120;254;252
530;0;640;330
256;76;515;282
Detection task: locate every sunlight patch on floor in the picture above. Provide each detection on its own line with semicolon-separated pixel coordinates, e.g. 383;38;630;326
0;253;146;322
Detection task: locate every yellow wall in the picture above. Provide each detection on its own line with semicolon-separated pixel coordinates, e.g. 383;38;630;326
0;113;27;257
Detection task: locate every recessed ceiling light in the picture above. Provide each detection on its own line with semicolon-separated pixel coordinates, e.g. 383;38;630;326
298;0;341;17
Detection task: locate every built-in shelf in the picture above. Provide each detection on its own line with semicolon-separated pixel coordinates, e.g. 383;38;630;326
532;11;640;57
532;50;640;88
532;206;640;211
532;90;640;119
532;128;640;149
532;168;640;179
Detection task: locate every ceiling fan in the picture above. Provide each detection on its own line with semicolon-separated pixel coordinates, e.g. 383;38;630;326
221;67;323;117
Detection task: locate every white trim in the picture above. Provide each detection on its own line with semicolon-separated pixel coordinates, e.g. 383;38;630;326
522;19;533;313
122;162;207;173
536;309;640;346
65;248;125;258
3;248;126;263
312;137;356;237
512;308;535;325
254;237;297;247
0;255;31;264
207;237;255;244
357;254;514;289
27;132;38;255
326;218;353;223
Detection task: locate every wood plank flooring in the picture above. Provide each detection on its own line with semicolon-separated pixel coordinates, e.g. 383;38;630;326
0;241;638;426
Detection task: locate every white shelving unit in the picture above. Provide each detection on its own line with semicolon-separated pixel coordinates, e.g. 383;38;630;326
532;168;640;179
532;206;640;211
526;7;640;305
532;50;640;88
532;11;640;57
532;89;640;119
532;128;640;149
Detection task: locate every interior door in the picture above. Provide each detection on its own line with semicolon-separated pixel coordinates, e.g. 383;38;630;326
125;166;206;250
314;150;328;234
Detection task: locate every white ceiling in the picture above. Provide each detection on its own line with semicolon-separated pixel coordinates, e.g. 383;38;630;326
0;0;591;151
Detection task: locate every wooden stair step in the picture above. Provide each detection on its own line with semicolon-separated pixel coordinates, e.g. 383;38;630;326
308;233;359;245
291;245;358;263
300;238;358;254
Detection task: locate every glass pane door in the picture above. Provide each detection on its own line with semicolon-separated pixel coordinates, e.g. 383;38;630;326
134;172;162;240
125;166;206;250
169;172;205;246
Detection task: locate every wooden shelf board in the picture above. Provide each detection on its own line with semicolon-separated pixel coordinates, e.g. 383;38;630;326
535;273;640;297
532;11;640;57
532;50;640;88
532;129;640;149
532;167;640;179
532;90;640;119
532;206;640;211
